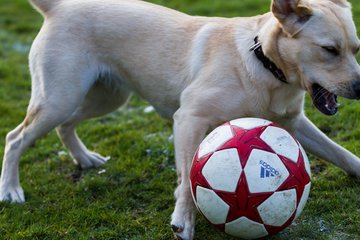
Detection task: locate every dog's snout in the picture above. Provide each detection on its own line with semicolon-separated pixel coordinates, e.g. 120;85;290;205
352;81;360;99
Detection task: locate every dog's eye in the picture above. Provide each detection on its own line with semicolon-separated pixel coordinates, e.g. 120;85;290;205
321;46;339;56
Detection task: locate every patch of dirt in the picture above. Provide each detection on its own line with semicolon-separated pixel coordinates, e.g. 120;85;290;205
69;166;82;183
311;161;328;174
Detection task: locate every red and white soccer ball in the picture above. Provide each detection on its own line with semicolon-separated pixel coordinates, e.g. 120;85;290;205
190;118;311;239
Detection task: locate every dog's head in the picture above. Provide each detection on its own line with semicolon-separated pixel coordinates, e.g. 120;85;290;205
271;0;360;115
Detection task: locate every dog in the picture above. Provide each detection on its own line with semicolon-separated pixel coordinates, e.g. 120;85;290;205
1;0;360;239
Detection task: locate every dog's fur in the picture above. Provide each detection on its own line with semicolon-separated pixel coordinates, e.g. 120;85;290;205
1;0;360;239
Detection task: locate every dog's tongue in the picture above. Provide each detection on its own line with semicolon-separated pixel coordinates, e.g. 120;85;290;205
311;84;338;115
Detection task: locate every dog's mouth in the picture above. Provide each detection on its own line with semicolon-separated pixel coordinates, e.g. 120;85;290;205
311;83;338;115
311;83;339;116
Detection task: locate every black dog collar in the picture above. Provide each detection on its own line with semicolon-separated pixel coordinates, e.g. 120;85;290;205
250;36;288;84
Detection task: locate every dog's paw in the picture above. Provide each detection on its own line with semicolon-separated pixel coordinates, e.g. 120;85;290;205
0;185;25;203
74;151;110;169
171;206;195;240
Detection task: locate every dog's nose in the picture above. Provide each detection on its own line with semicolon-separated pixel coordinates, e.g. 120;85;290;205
353;81;360;99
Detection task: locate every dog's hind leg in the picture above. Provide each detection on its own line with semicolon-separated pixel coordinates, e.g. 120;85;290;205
0;48;98;202
56;81;131;169
0;90;87;203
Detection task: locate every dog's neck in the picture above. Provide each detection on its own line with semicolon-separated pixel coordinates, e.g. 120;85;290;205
256;15;301;87
250;36;288;84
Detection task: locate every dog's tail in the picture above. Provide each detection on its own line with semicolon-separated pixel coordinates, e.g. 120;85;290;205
29;0;59;15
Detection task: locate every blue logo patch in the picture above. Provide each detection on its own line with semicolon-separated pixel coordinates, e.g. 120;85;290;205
260;160;280;178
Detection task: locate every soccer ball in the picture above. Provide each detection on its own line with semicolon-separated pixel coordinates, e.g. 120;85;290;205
190;118;311;239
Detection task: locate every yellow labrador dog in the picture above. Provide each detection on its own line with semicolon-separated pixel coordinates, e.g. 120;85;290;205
1;0;360;239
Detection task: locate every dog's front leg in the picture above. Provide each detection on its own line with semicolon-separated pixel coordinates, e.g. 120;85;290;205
289;114;360;177
171;108;210;240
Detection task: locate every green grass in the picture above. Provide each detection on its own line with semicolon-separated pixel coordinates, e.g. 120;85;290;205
0;0;360;239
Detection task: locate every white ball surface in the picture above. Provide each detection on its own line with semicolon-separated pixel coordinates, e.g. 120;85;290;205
244;149;289;193
202;148;242;192
260;126;299;163
225;217;268;239
295;182;311;219
198;125;233;158
300;144;312;177
230;118;272;130
196;186;229;224
258;189;297;226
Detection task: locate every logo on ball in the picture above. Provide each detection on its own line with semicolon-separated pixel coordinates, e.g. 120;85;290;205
260;160;280;178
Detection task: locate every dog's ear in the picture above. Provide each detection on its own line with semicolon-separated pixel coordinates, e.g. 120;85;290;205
271;0;313;36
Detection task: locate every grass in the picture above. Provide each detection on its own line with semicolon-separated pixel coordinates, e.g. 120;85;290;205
0;0;360;239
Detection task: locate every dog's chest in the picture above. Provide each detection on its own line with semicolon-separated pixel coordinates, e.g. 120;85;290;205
266;87;304;118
